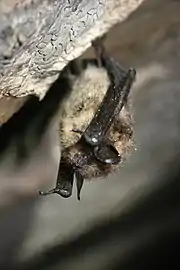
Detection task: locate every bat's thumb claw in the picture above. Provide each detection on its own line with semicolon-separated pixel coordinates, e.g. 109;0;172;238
38;188;56;196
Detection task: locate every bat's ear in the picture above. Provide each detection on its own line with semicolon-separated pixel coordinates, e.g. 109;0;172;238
94;142;121;165
75;170;84;201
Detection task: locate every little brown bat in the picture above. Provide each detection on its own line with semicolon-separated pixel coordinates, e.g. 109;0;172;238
39;38;136;200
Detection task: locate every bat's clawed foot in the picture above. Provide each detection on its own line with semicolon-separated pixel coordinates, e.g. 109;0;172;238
91;36;107;67
91;34;106;51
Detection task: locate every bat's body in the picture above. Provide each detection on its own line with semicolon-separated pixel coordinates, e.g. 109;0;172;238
40;39;136;200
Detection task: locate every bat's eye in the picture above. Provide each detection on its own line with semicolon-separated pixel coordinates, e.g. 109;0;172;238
94;143;121;165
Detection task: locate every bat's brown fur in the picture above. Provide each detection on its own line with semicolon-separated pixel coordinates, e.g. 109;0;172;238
59;62;135;180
